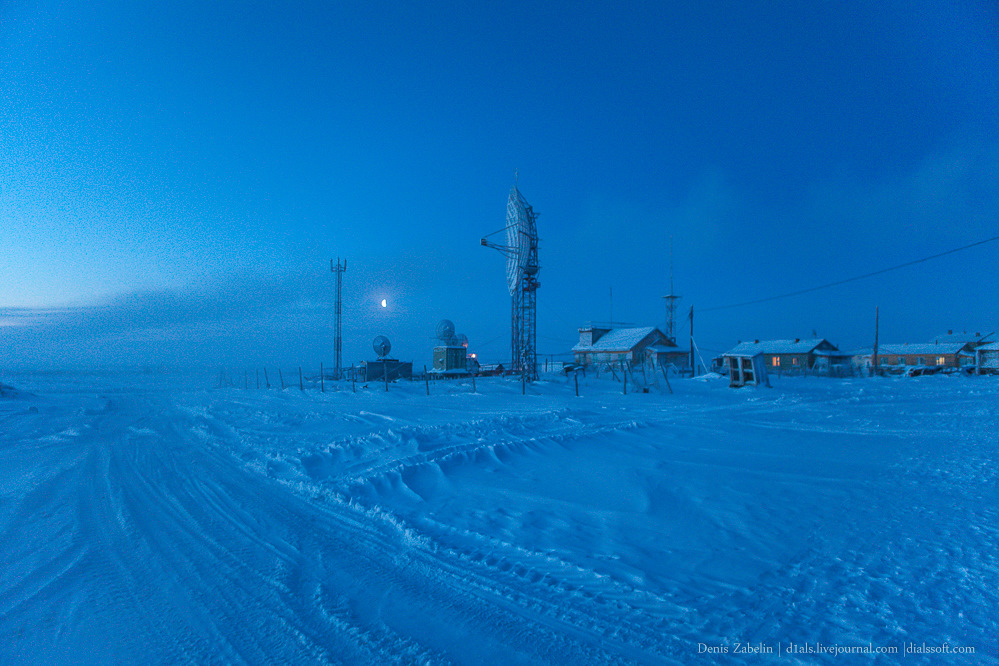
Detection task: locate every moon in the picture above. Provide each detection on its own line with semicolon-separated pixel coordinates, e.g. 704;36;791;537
381;299;387;308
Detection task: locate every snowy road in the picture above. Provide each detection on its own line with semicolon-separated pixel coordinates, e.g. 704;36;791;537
1;372;997;664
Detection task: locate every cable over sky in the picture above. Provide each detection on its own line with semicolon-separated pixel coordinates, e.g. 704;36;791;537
700;234;999;313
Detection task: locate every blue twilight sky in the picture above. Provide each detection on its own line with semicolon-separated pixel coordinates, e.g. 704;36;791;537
1;0;998;369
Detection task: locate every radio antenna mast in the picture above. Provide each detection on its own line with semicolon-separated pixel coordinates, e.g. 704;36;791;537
663;236;681;343
331;257;347;380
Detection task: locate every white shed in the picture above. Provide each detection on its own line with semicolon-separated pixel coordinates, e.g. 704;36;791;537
721;352;771;388
976;341;999;373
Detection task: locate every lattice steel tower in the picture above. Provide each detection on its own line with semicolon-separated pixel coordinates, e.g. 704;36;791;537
331;257;346;379
481;181;540;381
662;237;681;343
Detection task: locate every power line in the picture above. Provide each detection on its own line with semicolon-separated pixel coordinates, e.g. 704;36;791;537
700;235;999;313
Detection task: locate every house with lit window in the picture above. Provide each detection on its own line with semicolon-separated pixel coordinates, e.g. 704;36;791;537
721;338;844;375
854;342;976;374
572;325;686;369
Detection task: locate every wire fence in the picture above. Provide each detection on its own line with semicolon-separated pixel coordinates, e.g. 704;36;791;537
213;358;688;398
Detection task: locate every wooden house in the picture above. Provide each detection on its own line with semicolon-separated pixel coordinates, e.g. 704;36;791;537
572;325;683;369
855;342;975;374
722;339;840;375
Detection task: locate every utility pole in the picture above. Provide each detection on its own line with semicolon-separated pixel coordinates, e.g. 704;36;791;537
331;257;346;380
689;305;695;376
872;306;880;377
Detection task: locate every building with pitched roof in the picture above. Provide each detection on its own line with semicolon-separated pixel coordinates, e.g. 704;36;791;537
853;342;976;373
722;338;844;375
572;325;686;369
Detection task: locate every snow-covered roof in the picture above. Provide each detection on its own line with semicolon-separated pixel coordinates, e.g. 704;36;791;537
723;339;832;356
929;331;988;345
975;341;999;352
857;343;969;356
573;326;663;352
813;349;853;357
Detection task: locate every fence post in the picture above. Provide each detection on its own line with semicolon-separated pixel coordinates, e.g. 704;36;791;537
660;362;673;394
321;363;324;393
264;368;270;388
424;365;429;395
279;368;285;390
256;369;260;389
351;365;356;392
574;371;579;397
621;361;627;394
299;367;304;391
471;372;476;393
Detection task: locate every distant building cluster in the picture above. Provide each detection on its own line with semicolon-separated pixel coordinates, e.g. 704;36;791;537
715;329;995;387
562;321;995;389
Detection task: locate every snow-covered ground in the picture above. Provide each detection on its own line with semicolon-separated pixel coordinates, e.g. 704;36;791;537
1;369;996;664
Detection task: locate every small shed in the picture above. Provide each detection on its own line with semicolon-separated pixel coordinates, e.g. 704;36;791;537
976;341;999;374
722;352;770;388
363;359;413;382
433;345;467;373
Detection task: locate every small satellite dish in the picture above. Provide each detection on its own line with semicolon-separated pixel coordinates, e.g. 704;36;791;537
456;333;469;348
436;319;455;341
372;335;391;358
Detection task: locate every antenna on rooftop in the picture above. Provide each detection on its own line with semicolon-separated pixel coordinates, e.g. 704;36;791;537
663;237;681;343
372;335;391;359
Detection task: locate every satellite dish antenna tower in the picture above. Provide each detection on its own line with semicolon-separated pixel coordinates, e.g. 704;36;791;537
662;237;681;343
481;177;540;381
372;335;391;358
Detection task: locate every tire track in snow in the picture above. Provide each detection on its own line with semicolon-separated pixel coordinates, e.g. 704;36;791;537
0;393;670;663
190;400;684;663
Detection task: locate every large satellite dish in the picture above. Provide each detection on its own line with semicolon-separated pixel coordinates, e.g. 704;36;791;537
505;187;533;295
372;335;391;358
480;179;541;381
436;319;455;341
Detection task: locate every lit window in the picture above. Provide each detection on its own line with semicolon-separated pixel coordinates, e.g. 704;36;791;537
792;357;798;365
936;356;945;366
772;357;779;367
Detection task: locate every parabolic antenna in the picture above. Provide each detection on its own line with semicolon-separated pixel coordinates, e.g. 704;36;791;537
436;319;455;341
480;179;541;382
372;335;391;358
505;187;530;295
455;333;469;348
